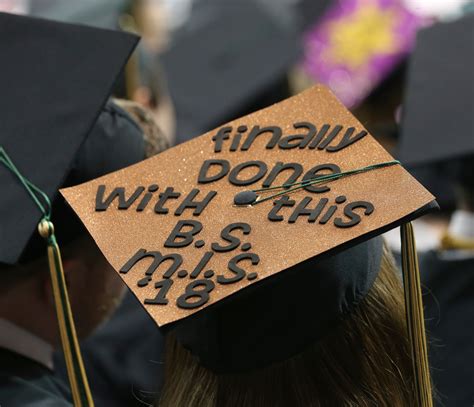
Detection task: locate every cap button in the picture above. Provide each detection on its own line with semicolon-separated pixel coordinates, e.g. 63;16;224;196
234;190;258;206
38;219;54;238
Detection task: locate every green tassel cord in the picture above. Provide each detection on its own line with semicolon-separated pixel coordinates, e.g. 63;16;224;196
1;147;94;407
238;160;401;205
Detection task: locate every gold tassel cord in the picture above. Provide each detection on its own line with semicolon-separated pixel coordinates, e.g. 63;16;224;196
39;221;94;407
1;147;94;407
400;222;433;407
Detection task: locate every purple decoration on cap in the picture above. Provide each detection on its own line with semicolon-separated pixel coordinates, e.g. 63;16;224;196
302;0;426;107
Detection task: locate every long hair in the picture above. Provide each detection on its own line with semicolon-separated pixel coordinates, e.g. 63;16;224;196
159;247;416;407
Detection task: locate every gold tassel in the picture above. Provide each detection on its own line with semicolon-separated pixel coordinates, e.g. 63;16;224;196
440;232;474;251
38;220;95;407
400;222;433;407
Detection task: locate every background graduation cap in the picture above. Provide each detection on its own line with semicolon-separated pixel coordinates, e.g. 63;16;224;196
397;14;474;213
63;85;437;406
160;0;302;143
398;13;474;166
302;0;424;108
0;12;139;407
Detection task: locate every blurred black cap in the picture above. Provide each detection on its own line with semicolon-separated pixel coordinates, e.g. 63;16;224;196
161;0;302;141
0;12;139;265
398;14;474;166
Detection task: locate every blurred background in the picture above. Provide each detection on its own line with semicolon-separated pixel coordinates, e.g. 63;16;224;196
0;0;469;144
1;1;472;406
2;0;470;235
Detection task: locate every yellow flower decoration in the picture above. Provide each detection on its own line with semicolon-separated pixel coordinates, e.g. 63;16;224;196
324;0;400;69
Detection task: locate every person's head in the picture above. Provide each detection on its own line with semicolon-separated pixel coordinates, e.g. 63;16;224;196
130;52;176;146
114;98;171;154
158;245;415;407
0;235;124;343
0;101;169;345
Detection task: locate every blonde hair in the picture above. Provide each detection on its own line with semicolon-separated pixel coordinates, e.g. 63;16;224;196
159;247;416;407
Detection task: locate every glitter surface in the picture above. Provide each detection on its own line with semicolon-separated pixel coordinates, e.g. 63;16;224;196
61;85;434;326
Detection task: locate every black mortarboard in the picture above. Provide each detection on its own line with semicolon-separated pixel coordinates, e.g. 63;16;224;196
63;85;437;405
18;101;146;265
0;12;144;407
0;12;139;265
398;14;474;166
161;0;301;141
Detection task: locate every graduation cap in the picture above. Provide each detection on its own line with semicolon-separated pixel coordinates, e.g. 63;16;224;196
302;0;424;108
0;12;139;406
161;0;301;142
62;85;437;406
398;14;474;166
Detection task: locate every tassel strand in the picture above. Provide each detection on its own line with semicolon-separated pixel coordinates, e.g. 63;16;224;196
401;222;433;407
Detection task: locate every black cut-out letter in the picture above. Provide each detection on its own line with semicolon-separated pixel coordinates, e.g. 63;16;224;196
189;251;214;279
228;161;267;186
217;253;260;285
174;189;217;216
308;124;331;149
262;162;303;189
211;223;251;252
212;126;232;152
144;279;173;305
288;197;328;223
326;127;367;152
177;280;215;309
198;159;230;184
278;122;316;149
334;201;375;228
164;220;203;248
154;187;181;214
241;126;282;151
268;195;295;222
302;164;341;193
95;185;144;211
119;249;182;280
317;125;343;150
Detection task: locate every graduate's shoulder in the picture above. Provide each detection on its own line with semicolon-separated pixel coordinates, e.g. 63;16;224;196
0;371;72;406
